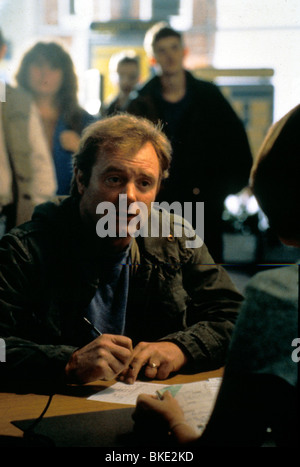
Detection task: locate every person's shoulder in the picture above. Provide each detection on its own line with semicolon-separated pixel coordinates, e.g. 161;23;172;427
6;197;69;236
135;76;160;96
228;264;298;385
245;264;299;305
6;84;31;99
66;105;96;130
101;96;119;116
184;71;228;109
186;70;217;89
78;107;96;125
127;78;161;117
186;71;244;121
31;196;79;228
1;197;77;253
0;198;79;270
4;85;33;113
138;206;204;261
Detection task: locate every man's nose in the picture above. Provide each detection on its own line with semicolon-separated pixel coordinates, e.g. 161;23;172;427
123;182;137;203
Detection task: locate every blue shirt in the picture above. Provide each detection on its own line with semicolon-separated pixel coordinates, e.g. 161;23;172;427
84;246;131;338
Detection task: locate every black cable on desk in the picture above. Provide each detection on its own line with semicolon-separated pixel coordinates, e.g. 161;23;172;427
22;394;56;446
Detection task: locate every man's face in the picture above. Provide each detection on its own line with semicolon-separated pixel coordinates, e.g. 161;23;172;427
153;36;185;76
117;62;139;95
76;142;160;249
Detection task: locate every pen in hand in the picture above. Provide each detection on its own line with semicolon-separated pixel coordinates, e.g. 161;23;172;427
83;317;102;336
83;317;134;370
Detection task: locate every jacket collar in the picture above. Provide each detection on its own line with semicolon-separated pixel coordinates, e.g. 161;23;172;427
34;197;193;280
138;70;197;96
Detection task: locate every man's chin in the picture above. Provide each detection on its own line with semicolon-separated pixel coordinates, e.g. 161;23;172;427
107;235;132;251
117;216;144;235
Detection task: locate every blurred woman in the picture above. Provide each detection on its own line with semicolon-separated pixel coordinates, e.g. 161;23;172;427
16;42;95;195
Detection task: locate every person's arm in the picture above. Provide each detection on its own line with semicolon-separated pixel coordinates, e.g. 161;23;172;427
160;242;243;371
59;130;81;153
121;240;243;384
0;232;75;386
59;109;96;154
206;83;253;196
134;373;297;447
0;232;133;386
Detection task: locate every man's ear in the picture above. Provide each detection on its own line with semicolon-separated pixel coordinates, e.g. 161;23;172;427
75;167;86;195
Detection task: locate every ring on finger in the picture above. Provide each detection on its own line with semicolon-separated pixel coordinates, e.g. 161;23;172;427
148;362;158;369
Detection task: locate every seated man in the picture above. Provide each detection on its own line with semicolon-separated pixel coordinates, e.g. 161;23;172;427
134;105;299;447
0;114;243;388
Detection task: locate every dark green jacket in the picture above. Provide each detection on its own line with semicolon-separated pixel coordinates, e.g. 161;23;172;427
0;197;243;385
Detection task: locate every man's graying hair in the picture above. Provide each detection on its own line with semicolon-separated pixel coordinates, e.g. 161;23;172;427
71;113;172;198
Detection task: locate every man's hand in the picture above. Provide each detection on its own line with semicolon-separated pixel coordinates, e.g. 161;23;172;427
64;334;133;384
119;341;187;384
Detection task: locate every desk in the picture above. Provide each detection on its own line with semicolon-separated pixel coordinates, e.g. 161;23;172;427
0;368;223;446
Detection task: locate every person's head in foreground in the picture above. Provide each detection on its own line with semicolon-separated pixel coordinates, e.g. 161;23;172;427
132;104;300;444
250;104;300;247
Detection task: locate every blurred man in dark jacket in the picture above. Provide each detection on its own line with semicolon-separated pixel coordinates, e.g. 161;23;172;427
128;22;253;262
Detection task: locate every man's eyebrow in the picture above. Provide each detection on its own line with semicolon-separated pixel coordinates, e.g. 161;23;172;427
100;165;125;175
100;165;156;179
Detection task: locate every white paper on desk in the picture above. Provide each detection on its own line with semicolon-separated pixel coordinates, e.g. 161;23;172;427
87;381;170;405
170;378;222;435
87;377;222;435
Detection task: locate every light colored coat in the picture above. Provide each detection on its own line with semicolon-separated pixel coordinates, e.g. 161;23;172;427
1;85;56;226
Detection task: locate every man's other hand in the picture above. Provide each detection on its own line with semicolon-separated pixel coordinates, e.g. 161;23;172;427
64;334;133;384
119;341;187;384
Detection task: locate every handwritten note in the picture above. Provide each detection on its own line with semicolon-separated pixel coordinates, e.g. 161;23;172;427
87;377;222;435
174;379;222;435
87;381;170;405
